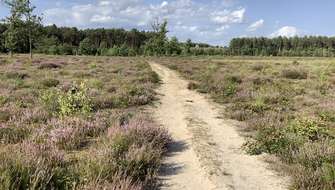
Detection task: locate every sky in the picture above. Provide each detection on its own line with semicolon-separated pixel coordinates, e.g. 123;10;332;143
0;0;334;45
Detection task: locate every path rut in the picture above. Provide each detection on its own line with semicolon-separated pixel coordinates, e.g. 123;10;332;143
149;61;289;190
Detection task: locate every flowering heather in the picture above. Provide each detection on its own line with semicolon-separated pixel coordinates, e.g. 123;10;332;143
0;55;165;189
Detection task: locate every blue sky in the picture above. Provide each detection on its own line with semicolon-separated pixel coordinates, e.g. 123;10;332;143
1;0;334;45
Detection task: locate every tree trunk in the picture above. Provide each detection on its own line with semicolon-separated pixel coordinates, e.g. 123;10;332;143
9;51;13;58
29;30;33;60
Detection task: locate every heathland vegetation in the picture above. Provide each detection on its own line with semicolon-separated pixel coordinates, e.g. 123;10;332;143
157;56;335;189
0;55;171;189
1;1;335;189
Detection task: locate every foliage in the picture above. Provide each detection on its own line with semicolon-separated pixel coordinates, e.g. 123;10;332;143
230;36;335;57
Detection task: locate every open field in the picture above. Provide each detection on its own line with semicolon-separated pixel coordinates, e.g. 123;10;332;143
0;55;171;189
155;56;335;189
0;54;334;190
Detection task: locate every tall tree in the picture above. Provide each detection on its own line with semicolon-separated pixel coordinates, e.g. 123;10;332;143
144;18;168;56
23;0;42;59
2;0;24;57
2;0;41;58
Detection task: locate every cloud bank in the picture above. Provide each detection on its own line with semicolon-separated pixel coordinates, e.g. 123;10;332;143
43;0;247;45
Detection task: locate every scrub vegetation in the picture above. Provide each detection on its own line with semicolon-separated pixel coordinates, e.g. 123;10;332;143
0;55;171;189
157;56;335;190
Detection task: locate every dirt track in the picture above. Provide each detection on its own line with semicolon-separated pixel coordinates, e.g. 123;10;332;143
149;61;289;190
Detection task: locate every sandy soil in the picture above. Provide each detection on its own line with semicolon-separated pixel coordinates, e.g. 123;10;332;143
149;61;289;190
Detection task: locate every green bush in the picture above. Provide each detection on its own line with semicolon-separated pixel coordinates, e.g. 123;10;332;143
245;126;291;155
287;118;328;141
41;82;92;116
58;82;92;116
41;89;60;115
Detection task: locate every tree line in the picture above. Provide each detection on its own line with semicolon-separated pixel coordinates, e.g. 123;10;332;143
229;36;335;57
1;0;335;58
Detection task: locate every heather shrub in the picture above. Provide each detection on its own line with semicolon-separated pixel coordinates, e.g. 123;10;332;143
0;96;8;106
39;78;60;88
5;72;29;80
48;117;108;150
0;142;76;189
79;176;144;190
80;118;171;187
282;69;308;79
251;64;265;71
288;139;335;190
0;127;30;144
38;63;62;69
187;81;199;90
0;111;10;122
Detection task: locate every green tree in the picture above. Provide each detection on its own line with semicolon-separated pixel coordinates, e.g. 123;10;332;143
144;19;168;56
78;38;96;55
2;0;41;58
2;0;24;57
166;37;182;55
23;0;42;59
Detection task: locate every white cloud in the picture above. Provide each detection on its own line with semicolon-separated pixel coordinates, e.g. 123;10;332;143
216;25;230;32
43;0;246;45
90;15;113;23
270;26;299;37
247;19;264;32
211;8;245;24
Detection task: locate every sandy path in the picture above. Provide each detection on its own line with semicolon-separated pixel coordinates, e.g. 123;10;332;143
149;61;289;190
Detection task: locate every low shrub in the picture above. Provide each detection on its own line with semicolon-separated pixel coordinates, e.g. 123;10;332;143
288;139;335;190
78;176;144;190
48;117;108;150
5;72;28;80
282;69;308;79
40;89;60;115
0;96;8;107
80;117;171;188
39;78;60;88
251;64;265;71
188;82;199;90
0;126;30;144
287;118;328;141
0;111;11;122
318;110;335;122
41;82;93;116
38;63;62;69
245;126;291;155
0;142;76;189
